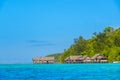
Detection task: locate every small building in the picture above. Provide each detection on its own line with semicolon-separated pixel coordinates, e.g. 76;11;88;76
32;57;55;64
65;55;83;63
64;54;107;64
91;54;107;63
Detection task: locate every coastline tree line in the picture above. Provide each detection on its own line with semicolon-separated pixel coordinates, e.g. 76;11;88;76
47;26;120;63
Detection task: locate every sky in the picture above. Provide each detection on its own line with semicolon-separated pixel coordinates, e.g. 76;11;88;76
0;0;120;63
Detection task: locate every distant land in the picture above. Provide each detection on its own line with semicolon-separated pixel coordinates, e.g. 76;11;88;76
46;26;120;63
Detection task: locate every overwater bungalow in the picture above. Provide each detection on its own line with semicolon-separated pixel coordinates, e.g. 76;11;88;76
32;57;55;64
65;55;83;63
65;55;92;63
65;54;107;63
91;54;107;63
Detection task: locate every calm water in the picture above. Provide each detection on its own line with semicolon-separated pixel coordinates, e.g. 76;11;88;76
0;64;120;80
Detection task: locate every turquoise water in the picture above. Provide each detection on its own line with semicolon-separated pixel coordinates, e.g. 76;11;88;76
0;64;120;80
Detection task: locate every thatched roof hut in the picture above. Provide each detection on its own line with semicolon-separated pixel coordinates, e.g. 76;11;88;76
65;54;107;63
91;54;107;63
32;57;55;64
65;55;83;63
91;54;101;60
65;55;82;61
92;54;107;60
41;57;54;61
97;56;107;60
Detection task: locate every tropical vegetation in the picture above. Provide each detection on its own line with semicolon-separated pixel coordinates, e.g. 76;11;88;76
47;26;120;63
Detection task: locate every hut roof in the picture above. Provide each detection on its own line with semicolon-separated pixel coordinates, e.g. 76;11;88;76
65;55;83;61
85;57;91;60
33;57;54;61
97;56;107;60
40;57;54;61
91;54;107;60
91;54;101;59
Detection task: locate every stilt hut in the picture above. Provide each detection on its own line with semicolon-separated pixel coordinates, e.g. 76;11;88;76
64;54;108;64
91;54;107;63
65;55;83;63
32;57;55;64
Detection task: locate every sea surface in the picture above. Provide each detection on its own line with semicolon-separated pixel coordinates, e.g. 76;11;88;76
0;63;120;80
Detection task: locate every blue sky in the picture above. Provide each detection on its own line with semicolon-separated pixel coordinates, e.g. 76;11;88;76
0;0;120;63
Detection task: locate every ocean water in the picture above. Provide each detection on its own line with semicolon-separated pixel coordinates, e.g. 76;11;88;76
0;64;120;80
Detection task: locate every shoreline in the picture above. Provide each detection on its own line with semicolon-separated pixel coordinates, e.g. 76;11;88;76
0;62;120;65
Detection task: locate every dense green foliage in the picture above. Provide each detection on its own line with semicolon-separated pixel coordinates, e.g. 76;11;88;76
60;26;120;63
46;53;62;62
